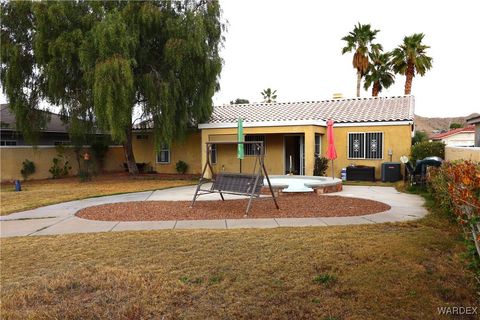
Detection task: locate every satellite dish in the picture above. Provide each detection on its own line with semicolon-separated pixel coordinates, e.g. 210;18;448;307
400;155;409;164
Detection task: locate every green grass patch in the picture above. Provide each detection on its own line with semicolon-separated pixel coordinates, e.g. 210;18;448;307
313;274;337;285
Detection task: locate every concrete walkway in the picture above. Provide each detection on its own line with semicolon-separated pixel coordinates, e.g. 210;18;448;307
0;186;428;238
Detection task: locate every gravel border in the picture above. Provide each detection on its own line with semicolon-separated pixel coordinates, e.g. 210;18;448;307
76;195;391;221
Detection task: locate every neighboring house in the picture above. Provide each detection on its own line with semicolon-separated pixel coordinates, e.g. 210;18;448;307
430;125;475;147
132;95;414;178
0;104;124;181
0;104;72;146
466;114;480;147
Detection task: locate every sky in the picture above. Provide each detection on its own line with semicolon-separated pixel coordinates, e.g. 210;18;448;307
213;0;480;117
1;0;478;118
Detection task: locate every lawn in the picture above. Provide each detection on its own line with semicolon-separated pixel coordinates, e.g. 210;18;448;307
1;212;478;319
0;173;196;215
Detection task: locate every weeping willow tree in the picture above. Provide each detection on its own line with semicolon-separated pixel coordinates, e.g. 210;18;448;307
1;1;224;174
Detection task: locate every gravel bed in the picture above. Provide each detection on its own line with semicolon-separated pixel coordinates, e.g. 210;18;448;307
76;195;391;221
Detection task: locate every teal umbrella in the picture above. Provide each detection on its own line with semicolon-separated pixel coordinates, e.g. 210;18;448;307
237;118;244;159
237;118;244;172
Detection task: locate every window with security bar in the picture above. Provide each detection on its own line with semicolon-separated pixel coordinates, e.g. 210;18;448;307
156;145;170;163
210;143;217;164
244;135;265;156
348;132;383;159
315;133;321;156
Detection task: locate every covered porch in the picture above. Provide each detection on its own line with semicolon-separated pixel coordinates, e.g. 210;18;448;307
200;126;326;177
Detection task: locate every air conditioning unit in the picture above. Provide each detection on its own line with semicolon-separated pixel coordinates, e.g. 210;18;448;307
381;162;401;182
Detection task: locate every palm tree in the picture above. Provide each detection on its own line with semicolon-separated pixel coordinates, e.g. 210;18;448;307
364;51;395;96
341;23;381;97
391;33;433;95
261;88;277;103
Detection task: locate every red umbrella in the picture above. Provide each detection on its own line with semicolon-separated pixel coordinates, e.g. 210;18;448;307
326;119;337;179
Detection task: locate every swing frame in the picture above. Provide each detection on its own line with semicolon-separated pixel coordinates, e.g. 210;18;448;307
191;141;280;214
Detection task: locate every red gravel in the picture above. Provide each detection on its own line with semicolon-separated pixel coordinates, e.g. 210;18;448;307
76;195;391;221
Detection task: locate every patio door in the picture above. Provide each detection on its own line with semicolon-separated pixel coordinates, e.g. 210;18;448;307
299;135;304;175
284;135;305;175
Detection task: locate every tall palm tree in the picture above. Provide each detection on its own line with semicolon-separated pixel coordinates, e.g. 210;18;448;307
341;23;381;97
364;51;395;96
391;33;433;95
261;88;277;103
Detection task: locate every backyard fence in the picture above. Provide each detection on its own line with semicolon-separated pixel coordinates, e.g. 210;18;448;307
445;146;480;162
0;146;125;181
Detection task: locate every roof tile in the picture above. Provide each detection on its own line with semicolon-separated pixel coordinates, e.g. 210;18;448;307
204;96;414;125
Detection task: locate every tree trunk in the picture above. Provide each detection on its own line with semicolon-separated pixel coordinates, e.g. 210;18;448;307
356;71;362;97
372;81;380;96
404;62;415;95
123;127;139;174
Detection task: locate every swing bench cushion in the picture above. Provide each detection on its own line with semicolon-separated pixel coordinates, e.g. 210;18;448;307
212;173;264;195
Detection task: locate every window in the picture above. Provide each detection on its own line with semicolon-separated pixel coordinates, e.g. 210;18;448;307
348;132;383;159
156;145;170;163
244;135;265;156
54;141;71;146
0;140;17;146
315;134;321;157
210;144;217;164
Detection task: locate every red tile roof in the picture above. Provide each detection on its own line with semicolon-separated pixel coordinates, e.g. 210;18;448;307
430;125;475;140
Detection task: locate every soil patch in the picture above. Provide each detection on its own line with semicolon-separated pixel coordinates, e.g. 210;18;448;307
76;195;391;221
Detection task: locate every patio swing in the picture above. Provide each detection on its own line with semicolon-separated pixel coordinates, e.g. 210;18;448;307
191;141;279;214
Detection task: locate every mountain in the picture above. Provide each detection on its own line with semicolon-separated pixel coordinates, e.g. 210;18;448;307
415;113;478;136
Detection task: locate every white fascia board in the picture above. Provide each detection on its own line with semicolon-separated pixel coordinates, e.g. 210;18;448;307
199;120;413;129
333;120;413;127
198;119;327;129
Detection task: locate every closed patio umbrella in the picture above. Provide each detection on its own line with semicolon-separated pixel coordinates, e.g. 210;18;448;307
326;119;337;179
237;118;244;172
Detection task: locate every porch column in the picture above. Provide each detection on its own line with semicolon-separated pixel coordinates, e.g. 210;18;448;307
200;129;212;179
304;129;315;176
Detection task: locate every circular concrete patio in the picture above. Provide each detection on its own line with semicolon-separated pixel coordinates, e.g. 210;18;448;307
0;185;428;237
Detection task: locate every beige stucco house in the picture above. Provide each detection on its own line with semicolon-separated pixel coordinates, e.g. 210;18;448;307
132;95;415;179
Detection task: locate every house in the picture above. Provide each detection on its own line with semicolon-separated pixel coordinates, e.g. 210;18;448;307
0;104;124;181
132;95;414;179
0;104;72;146
430;125;475;147
466;114;480;147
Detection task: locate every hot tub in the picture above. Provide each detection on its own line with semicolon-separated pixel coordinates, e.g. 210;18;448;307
264;175;342;194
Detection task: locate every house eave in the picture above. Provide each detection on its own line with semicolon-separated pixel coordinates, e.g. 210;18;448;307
198;120;413;129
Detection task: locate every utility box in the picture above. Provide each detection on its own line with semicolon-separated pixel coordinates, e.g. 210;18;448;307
381;162;401;182
346;166;375;181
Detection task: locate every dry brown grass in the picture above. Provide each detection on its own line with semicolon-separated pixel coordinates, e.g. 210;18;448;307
1;213;478;319
0;174;195;215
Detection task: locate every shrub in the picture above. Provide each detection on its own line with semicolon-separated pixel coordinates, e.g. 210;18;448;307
91;140;109;172
412;131;428;145
49;145;72;179
449;122;462;129
175;160;188;174
411;141;445;163
20;159;36;180
49;157;72;179
78;169;92;182
313;156;329;176
428;161;480;272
